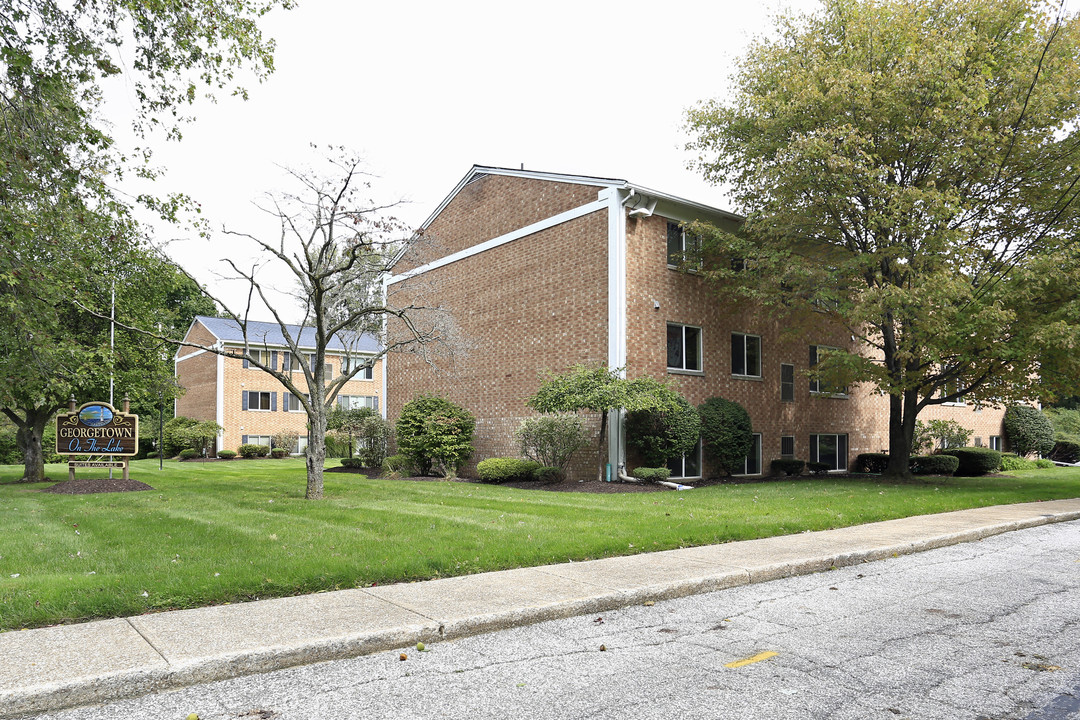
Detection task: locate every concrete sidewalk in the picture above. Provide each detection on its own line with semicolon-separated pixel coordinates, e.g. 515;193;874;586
2;499;1079;719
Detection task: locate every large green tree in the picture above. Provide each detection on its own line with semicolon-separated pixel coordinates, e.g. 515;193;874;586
686;0;1080;478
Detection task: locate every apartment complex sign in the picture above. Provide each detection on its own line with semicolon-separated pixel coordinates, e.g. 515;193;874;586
56;402;139;456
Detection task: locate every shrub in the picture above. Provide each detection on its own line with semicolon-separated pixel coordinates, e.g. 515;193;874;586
532;466;564;483
238;443;263;459
179;449;199;460
340;457;364;469
698;397;753;475
1003;406;1055;457
270;448;288;459
356;415;394;467
912;419;973;455
909;454;960;475
1044;406;1080;442
631;466;672;482
807;461;831;475
515;414;586;470
146;450;160;459
626;395;701;467
396;395;475;476
853;453;889;473
770;458;805;476
476;458;541;483
1035;458;1055;468
941;447;1001;476
1049;440;1080;464
216;450;237;460
382;454;414;478
271;432;299;455
999;453;1034;471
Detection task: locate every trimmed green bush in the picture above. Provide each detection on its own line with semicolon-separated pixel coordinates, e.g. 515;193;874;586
698;397;753;475
909;454;960;475
626;395;701;467
270;448;287;459
999;453;1034;471
238;444;263;459
853;453;889;473
146;451;160;459
1049;440;1080;464
1003;406;1055;457
396;395;475;476
1035;458;1055;469
476;458;541;483
532;466;564;483
631;466;672;482
807;461;831;475
179;449;199;460
216;450;237;460
941;447;1001;476
381;454;414;478
340;457;364;469
515;414;586;471
770;458;805;476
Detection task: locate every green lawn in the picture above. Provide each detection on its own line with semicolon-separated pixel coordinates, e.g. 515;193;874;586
1;458;1077;631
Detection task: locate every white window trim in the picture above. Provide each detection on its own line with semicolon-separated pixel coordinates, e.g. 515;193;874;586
666;439;703;480
246;391;273;412
809;345;849;397
810;432;849;472
666;220;701;271
731;332;762;379
667;323;703;374
733;433;763;476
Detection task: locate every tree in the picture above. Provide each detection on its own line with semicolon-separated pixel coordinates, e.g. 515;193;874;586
1003;405;1055;457
515;414;587;472
697;397;753;475
327;405;376;459
686;0;1080;478
912;419;973;454
526;364;684;481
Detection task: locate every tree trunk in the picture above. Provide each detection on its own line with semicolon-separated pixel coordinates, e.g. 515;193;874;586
306;409;327;500
884;389;918;479
596;411;608;482
16;409;51;483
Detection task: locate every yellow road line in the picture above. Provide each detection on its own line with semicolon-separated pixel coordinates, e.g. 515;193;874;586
725;651;778;668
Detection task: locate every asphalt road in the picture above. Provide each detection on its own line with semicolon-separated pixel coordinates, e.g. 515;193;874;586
32;520;1080;720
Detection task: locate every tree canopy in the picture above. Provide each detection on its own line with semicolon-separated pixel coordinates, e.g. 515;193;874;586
685;0;1080;477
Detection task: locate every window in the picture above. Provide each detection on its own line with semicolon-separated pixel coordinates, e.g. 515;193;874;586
781;435;795;458
940;369;966;405
282;351;302;372
283;392;303;412
667;324;702;372
731;333;761;378
243;350;277;370
306;354;333;379
666;439;702;479
781;363;795;402
810;433;848;471
735;433;762;475
242;391;274;411
341;355;374;380
296;436;308;455
243;434;272;448
337;395;379;411
809;345;847;395
666;220;700;269
990;435;1002;451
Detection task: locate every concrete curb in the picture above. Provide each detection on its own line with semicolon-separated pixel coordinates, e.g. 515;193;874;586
2;499;1078;718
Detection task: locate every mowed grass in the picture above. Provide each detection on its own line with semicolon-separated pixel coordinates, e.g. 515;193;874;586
0;458;1077;631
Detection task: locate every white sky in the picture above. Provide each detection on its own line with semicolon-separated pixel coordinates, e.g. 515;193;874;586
108;0;822;317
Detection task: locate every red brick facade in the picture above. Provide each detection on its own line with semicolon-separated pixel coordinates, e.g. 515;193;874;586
386;167;1007;480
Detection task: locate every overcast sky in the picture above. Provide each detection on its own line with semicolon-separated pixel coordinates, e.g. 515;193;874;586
107;0;821;317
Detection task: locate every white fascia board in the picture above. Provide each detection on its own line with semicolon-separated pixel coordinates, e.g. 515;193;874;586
387;197;609;286
627;183;744;224
175;348;208;362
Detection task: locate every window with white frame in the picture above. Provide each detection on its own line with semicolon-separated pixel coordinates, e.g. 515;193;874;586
810;433;848;471
809;345;847;395
989;435;1002;451
735;433;762;475
283;392;303;412
296;436;308;455
731;333;761;378
341;355;374;380
243;391;273;411
667;323;702;373
781;363;795;402
781;435;795;458
939;367;966;405
244;434;272;448
666;439;702;479
282;351;302;372
337;395;378;411
666;220;701;269
306;354;333;379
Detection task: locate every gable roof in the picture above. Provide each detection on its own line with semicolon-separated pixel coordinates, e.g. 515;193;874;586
192;316;381;354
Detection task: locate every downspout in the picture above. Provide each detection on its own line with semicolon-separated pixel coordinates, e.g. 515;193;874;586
605;186;629;480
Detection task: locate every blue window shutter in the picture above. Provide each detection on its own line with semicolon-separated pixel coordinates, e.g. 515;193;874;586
242;391;249;411
270;392;277;412
242;434;249;445
283;351;290;371
373;396;379;412
271;351;278;370
283;392;290;412
243;356;249;369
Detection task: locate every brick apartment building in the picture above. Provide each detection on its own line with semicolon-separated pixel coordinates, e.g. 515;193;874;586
175;316;384;454
384;166;1007;482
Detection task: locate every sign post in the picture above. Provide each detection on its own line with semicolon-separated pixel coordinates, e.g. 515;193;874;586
56;397;139;481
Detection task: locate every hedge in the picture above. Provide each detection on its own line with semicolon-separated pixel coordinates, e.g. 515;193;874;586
631;466;672;482
476;458;541;483
909;454;960;476
807;461;831;475
941;447;1001;476
1049;440;1080;464
532;466;563;483
770;458;805;476
216;450;237;460
340;457;364;469
178;449;199;460
853;453;889;473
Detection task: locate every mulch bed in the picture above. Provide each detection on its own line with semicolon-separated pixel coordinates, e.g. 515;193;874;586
40;478;155;494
